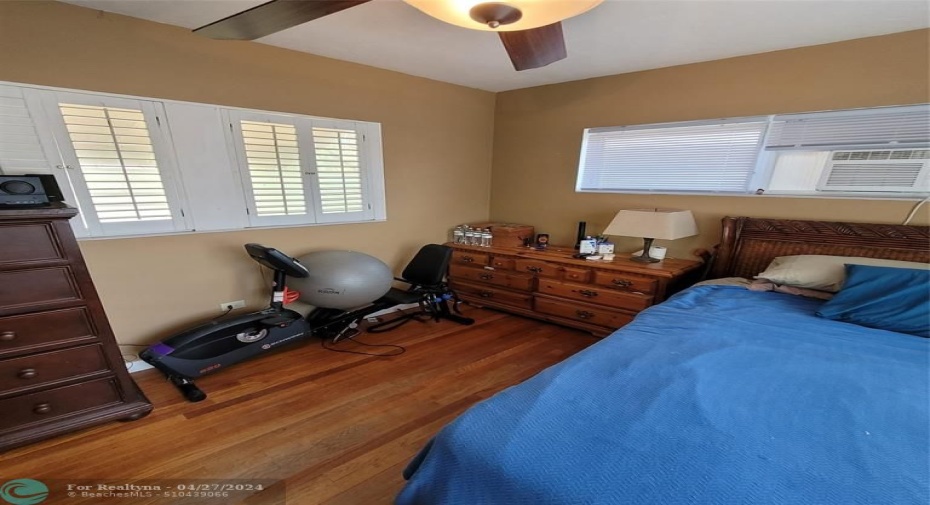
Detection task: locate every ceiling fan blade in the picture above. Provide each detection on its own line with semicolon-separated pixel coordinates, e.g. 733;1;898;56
498;22;567;71
194;0;372;40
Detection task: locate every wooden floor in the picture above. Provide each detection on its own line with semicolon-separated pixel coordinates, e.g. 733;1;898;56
0;307;595;504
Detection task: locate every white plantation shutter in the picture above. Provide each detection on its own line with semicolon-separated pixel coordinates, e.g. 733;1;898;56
577;119;768;193
229;112;377;226
39;91;186;237
0;85;55;173
59;103;172;223
311;123;372;222
766;105;930;150
239;120;307;217
228;111;316;227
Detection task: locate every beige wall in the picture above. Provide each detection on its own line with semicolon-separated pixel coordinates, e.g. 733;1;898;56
0;1;495;346
491;29;930;257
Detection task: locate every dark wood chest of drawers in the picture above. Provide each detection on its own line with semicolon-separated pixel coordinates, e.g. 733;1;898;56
0;204;151;451
448;243;703;336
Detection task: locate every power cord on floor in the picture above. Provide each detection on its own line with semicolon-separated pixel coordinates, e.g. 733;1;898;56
319;330;406;357
120;344;150;371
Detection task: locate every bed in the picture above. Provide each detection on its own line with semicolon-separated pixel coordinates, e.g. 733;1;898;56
396;217;930;505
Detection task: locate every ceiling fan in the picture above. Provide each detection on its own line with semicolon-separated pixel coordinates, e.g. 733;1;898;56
193;0;603;71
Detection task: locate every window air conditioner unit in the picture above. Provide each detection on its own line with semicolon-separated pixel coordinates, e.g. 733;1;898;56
817;149;930;193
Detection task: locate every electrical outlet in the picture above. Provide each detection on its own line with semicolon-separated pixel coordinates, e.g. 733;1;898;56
220;300;245;311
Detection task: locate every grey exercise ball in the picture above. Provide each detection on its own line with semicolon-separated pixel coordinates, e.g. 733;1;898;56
290;250;393;310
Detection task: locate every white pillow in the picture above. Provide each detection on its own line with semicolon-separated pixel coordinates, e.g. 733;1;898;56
755;255;930;293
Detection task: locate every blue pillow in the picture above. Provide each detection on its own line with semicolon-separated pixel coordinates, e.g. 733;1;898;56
816;264;929;338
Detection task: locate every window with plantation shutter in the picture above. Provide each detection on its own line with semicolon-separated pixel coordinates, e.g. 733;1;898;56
577;119;768;193
59;103;172;223
228;111;379;227
239;120;307;217
0;84;55;174
37;90;187;237
1;81;387;238
311;125;371;222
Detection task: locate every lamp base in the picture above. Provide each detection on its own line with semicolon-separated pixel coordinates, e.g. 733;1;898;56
631;237;661;263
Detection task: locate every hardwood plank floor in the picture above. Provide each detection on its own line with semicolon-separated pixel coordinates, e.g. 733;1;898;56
0;307;596;504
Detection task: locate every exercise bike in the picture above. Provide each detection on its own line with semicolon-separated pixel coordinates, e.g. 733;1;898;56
140;244;397;402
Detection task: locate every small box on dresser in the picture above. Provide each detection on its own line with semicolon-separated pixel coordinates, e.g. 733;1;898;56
0;203;152;451
448;243;703;336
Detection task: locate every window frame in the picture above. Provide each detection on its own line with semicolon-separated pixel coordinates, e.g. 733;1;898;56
576;105;930;200
0;80;387;240
576;116;770;195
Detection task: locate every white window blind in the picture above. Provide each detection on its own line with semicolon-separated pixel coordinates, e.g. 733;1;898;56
577;119;768;193
239;120;307;217
59;103;172;223
766;105;930;150
312;126;366;216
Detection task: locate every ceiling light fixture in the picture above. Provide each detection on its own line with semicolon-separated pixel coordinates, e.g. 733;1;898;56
403;0;603;31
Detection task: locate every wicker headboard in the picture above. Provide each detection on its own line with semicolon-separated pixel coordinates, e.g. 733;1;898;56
709;217;930;279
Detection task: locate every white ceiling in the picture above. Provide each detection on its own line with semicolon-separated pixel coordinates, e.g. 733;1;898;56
63;0;930;92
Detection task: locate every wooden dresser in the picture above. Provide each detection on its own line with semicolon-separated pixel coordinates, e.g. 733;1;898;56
448;243;703;336
0;204;151;451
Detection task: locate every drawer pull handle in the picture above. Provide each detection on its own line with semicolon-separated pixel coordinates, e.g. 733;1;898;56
18;368;38;380
526;266;543;273
611;279;633;288
578;289;598;298
479;273;494;280
576;310;596;320
33;403;52;415
461;256;474;263
479;291;494;298
0;331;15;342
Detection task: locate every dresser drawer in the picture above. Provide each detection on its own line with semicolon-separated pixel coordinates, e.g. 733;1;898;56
0;223;64;266
452;281;533;310
0;267;81;311
538;279;653;312
489;257;515;270
449;264;534;291
592;271;657;294
514;259;560;278
451;250;489;267
0;378;122;432
535;296;634;329
0;308;97;354
561;267;591;283
0;344;109;394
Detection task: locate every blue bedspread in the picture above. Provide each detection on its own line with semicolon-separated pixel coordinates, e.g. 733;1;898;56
397;286;929;505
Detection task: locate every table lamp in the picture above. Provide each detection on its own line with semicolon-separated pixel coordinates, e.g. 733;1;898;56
603;209;698;263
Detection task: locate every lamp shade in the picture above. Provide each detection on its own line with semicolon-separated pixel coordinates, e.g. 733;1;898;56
403;0;603;32
603;209;698;240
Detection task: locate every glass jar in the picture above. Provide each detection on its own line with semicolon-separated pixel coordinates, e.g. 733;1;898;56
480;228;491;247
464;227;476;246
